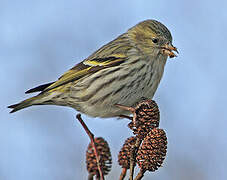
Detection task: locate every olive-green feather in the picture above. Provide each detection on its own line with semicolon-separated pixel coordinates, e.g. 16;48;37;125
25;82;55;94
8;96;41;113
42;56;126;92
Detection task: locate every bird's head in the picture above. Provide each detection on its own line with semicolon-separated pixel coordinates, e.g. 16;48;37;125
128;20;178;58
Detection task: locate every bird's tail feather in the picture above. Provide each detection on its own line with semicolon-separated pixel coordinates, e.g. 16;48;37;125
8;96;42;113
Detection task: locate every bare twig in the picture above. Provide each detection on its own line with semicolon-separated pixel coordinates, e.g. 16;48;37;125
115;103;142;179
129;137;142;180
76;114;104;180
129;146;135;180
134;169;146;180
119;167;127;180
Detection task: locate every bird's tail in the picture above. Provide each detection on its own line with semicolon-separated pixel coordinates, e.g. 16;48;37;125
8;95;43;113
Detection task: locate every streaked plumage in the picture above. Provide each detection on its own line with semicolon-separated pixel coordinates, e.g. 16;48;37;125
8;20;178;117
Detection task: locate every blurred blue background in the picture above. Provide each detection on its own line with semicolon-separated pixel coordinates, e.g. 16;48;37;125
1;0;227;179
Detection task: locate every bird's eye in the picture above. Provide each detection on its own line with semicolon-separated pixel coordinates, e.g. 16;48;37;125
152;38;158;43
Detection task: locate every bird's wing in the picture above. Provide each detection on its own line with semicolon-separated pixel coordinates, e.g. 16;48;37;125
42;54;127;92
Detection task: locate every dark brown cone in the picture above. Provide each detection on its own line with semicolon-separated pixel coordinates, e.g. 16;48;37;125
136;128;167;172
118;136;137;169
129;100;160;139
86;137;112;177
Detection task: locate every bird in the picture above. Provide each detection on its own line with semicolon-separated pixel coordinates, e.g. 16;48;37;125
8;19;178;118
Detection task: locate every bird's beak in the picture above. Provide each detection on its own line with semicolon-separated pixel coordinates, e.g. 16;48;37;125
161;44;178;58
